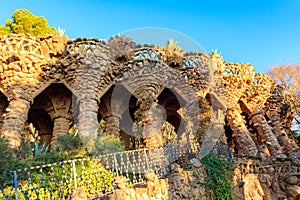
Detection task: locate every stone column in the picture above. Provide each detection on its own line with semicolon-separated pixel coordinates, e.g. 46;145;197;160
265;86;297;156
104;114;121;137
198;106;227;158
250;111;286;157
143;103;165;148
33;116;53;147
51;116;70;148
77;97;99;143
1;98;30;152
269;117;295;156
226;108;258;156
120;130;131;150
217;109;227;143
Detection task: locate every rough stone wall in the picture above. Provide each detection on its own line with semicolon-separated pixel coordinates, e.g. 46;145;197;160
109;162;210;200
0;34;298;200
105;154;300;200
211;53;298;157
264;85;298;156
0;34;298;158
233;155;300;200
0;34;68;151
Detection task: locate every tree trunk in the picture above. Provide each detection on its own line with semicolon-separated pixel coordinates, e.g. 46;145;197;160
226;109;258;155
1;98;30;152
250;111;286;157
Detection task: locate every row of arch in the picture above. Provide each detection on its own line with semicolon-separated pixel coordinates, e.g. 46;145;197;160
0;81;198;150
0;69;219;152
0;36;224;153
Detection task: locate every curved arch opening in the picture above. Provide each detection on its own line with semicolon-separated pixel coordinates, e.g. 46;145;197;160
98;84;139;151
28;83;73;149
157;88;187;143
0;92;9;132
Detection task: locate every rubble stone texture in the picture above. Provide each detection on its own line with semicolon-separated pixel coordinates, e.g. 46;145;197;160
107;155;300;200
0;34;299;199
110;163;210;200
233;156;300;200
0;34;298;153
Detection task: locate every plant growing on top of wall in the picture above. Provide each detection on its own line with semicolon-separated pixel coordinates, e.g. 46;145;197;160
154;39;184;66
201;152;234;200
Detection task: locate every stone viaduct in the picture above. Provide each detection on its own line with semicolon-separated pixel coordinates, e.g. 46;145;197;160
0;34;298;158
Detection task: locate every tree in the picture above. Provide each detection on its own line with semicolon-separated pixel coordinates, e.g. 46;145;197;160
268;64;300;128
0;9;56;37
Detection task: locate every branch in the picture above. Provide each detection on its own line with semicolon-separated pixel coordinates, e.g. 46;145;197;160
290;96;300;124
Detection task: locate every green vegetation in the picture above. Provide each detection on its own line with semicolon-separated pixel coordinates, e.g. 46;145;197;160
91;134;125;156
0;9;56;37
0;158;113;199
201;153;234;200
0;136;113;199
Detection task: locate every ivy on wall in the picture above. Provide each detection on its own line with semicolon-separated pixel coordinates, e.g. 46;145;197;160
201;152;234;200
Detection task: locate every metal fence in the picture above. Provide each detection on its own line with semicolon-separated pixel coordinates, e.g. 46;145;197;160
0;142;208;200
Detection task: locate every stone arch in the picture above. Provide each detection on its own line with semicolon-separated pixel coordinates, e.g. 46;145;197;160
98;84;140;150
108;59;199;148
27;109;53;147
157;88;184;135
0;92;9;132
29;83;73;148
118;60;197;108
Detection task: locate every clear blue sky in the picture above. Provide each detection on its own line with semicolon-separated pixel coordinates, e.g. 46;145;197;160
1;0;300;72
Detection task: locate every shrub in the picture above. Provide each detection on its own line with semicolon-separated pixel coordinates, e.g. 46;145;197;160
91;135;125;156
0;158;113;199
201;152;234;200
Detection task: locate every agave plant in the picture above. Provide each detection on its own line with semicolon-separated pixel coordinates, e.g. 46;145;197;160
33;142;49;157
56;26;66;36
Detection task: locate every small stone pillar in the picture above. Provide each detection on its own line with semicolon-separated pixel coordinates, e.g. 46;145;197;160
51;116;71;148
1;98;30;152
103;114;121;137
120;130;131;150
226;108;258;156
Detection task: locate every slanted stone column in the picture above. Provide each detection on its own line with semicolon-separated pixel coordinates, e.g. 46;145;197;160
270;119;294;156
198;101;227;158
250;111;286;157
70;43;110;146
1;98;30;152
265;85;296;156
177;106;195;145
226;108;258;156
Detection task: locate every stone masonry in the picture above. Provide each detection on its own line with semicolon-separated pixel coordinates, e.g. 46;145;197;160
0;33;298;159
